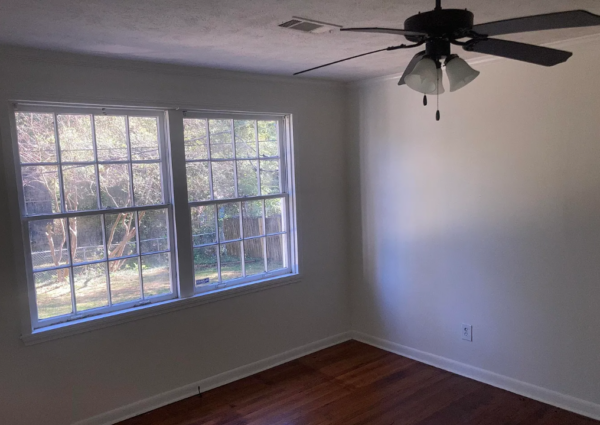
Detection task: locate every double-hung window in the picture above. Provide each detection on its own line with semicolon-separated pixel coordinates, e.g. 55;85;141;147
184;113;293;291
11;104;297;335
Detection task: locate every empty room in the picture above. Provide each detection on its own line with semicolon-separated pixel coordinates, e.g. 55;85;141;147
2;0;600;424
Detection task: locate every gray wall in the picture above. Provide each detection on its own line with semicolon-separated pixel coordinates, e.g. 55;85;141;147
348;37;600;407
0;47;350;424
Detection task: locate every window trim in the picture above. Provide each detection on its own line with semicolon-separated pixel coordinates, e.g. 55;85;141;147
9;102;299;343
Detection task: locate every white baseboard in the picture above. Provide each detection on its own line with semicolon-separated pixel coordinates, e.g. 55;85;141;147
352;331;600;421
73;332;352;425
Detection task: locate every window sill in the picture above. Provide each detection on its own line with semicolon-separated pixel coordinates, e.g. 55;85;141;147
21;273;301;346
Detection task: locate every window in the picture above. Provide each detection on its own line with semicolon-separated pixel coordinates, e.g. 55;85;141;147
11;105;297;333
184;114;292;291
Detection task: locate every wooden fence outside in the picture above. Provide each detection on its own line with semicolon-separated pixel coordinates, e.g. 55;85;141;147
222;217;283;262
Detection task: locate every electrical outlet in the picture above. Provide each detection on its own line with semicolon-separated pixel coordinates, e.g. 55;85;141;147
461;324;472;341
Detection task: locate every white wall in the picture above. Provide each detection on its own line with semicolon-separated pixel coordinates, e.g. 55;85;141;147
348;37;600;410
0;47;350;425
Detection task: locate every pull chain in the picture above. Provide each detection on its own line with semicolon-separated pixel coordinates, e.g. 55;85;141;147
436;68;441;121
423;95;428;106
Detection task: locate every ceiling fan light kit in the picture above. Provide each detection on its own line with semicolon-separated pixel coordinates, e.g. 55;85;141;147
404;58;444;95
294;0;600;120
445;55;480;92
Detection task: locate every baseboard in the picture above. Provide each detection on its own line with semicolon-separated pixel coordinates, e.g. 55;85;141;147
73;331;352;425
351;331;600;421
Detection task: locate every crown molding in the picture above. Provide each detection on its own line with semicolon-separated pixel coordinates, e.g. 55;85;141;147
348;32;600;88
0;44;345;90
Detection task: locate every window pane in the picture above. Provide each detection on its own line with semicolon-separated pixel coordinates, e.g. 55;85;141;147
218;202;240;242
184;118;208;160
105;212;137;258
244;238;265;276
142;253;171;298
73;263;108;312
242;200;263;237
237;160;259;197
220;242;242;281
191;205;217;246
99;163;131;208
266;234;286;271
16;112;56;163
35;269;72;319
70;215;104;264
29;218;70;269
62;164;98;211
265;198;284;234
95;115;128;161
129;117;159;160
209;119;233;159
234;120;257;158
132;163;162;206
258;121;279;158
186;162;211;202
109;257;141;304
139;208;169;253
212;161;235;199
21;165;61;215
57;114;94;162
260;159;280;195
194;246;218;286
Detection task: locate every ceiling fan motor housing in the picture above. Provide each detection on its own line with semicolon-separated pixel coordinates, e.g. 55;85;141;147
425;38;451;58
404;9;474;41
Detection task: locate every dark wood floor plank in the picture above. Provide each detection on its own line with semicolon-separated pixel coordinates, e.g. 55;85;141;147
119;341;599;425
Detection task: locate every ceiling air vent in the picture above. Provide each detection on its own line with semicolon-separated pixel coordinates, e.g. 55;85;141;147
279;17;341;34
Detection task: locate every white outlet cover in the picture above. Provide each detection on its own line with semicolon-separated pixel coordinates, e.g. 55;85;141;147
462;324;472;341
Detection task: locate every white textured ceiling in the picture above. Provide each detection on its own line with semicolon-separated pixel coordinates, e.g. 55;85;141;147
1;0;600;81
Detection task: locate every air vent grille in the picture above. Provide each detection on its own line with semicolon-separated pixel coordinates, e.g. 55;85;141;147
280;19;302;28
278;17;341;34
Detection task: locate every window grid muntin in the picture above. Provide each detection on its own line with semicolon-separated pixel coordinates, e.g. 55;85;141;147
125;116;136;208
185;114;291;289
90;116;103;211
15;106;176;329
53;113;67;214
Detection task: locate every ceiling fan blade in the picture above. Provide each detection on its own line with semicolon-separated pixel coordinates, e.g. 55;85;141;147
341;27;427;37
398;51;427;85
465;38;572;66
294;47;388;75
472;10;600;36
294;43;421;76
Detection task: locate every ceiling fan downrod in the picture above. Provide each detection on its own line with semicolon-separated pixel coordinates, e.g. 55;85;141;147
435;0;442;11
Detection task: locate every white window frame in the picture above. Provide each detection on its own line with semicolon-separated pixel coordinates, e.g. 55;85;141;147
9;103;299;342
181;111;297;295
11;103;178;330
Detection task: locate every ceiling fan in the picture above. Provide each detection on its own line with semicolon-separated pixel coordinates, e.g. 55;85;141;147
294;0;600;120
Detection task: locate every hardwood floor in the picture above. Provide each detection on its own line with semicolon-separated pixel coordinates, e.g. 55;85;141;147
120;340;598;425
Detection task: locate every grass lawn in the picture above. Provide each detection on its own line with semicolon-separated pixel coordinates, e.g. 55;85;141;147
35;265;171;319
35;257;285;319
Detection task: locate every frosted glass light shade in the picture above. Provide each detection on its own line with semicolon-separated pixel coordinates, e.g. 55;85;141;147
446;56;480;92
405;58;445;95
